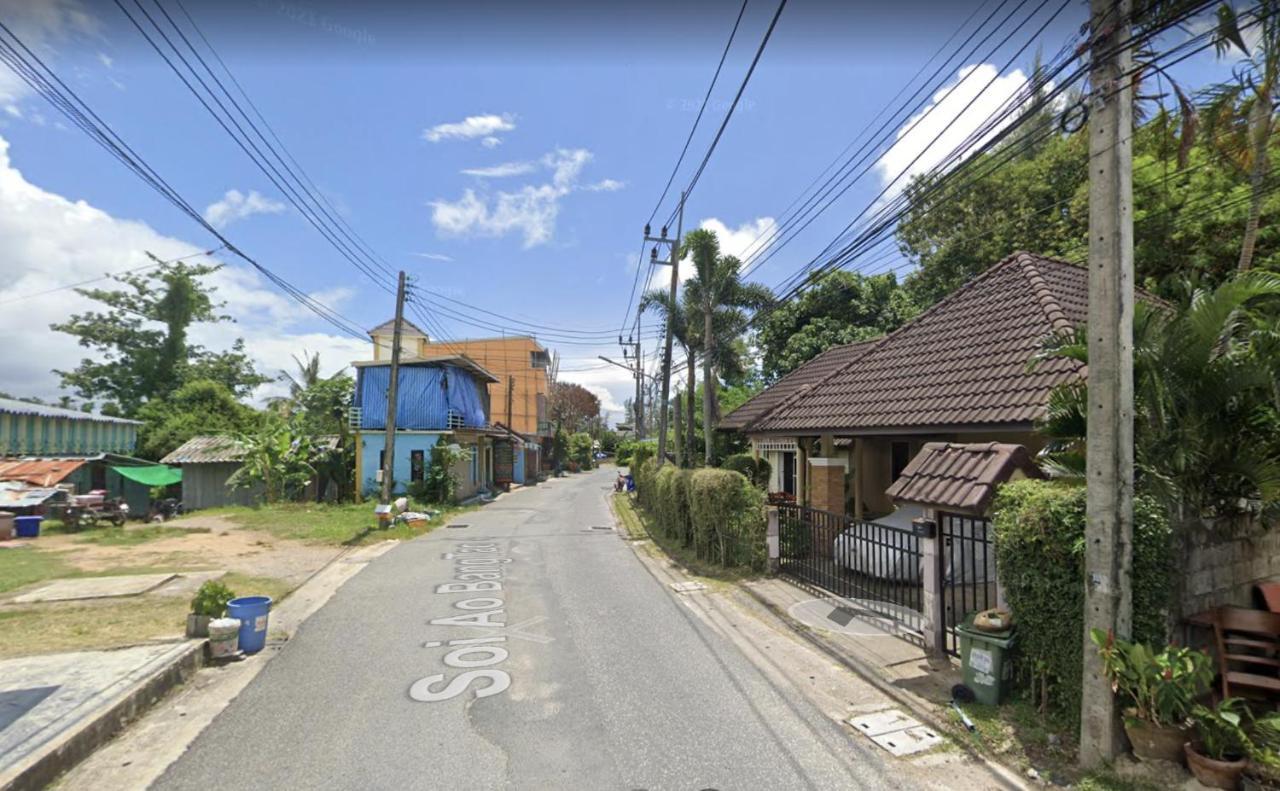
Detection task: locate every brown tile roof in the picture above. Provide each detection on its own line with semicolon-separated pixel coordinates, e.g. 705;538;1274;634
719;339;879;431
753;252;1091;433
885;441;1044;515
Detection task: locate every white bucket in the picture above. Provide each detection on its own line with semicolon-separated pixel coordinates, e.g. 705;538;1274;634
208;617;240;658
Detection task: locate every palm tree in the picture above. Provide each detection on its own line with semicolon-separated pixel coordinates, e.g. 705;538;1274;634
1205;2;1280;271
1033;271;1280;517
640;288;697;465
280;350;323;399
682;229;773;465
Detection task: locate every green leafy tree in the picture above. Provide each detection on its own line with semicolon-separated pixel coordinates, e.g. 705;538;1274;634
568;431;594;470
548;382;601;433
640;287;698;465
682;228;773;464
50;254;267;413
417;443;471;504
227;418;316;504
756;270;917;380
134;379;259;461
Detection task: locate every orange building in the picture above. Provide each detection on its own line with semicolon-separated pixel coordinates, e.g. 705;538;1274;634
415;335;552;439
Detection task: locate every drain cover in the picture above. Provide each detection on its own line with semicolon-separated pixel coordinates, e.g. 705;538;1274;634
591;525;614;531
828;606;856;627
851;710;919;736
670;581;707;593
447;524;469;529
870;726;942;756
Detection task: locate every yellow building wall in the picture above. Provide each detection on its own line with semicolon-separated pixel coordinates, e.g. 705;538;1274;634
420;337;550;437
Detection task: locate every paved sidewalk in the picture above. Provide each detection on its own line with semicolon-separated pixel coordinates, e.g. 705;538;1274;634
0;641;201;791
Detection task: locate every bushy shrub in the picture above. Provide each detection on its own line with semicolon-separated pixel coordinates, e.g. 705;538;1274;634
569;432;594;471
630;443;654;472
992;479;1172;728
687;469;767;568
418;443;470;503
721;453;772;489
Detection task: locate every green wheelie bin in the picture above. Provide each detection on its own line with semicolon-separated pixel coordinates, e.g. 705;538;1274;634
956;612;1016;706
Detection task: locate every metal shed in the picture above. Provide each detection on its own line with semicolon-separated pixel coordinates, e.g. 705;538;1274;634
160;436;261;510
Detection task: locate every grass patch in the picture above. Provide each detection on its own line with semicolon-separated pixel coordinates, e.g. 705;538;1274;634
611;492;760;587
0;548;75;594
74;526;210;546
0;571;297;659
196;500;478;546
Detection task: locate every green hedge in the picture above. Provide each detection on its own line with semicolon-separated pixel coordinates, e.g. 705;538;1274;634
992;479;1172;728
721;453;771;489
632;461;766;570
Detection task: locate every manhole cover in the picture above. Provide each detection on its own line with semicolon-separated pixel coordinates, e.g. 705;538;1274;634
851;710;919;736
870;726;942;756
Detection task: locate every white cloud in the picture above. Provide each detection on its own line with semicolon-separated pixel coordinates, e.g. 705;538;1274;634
412;252;453;262
584;179;625;192
481;136;502;148
97;52;112;68
202;189;287;230
422;113;516;144
646;215;776;291
556;363;634;426
0;0;98;118
430;148;619;248
461;161;536;178
0;133;368;406
876;63;1029;199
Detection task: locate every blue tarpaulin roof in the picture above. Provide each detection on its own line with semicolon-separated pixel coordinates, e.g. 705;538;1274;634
357;364;487;430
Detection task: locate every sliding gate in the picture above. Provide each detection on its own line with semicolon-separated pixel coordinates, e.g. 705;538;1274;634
777;504;924;637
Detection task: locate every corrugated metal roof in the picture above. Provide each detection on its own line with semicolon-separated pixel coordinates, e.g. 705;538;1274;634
160;436;246;464
884;442;1044;515
0;397;142;424
0;458;87;486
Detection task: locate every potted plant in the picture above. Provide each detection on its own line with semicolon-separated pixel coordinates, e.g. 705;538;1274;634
187;580;236;638
1187;698;1251;789
1091;629;1214;763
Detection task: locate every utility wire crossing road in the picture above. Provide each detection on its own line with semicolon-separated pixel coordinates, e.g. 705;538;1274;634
156;468;914;790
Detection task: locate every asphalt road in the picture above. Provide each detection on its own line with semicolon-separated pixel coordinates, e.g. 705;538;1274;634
156;468;912;790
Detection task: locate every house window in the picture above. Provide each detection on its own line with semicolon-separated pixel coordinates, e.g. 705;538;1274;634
530;350;550;368
891;441;911;482
410;450;425;482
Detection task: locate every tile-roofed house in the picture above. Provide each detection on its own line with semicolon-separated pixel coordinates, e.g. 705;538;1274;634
730;252;1106;519
754;252;1088;434
884;442;1044;516
719;339;878;432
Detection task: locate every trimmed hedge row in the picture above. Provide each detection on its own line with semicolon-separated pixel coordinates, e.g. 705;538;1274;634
991;479;1172;728
632;458;767;569
721;453;771;489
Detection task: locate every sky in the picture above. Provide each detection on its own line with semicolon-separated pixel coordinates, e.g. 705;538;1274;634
0;0;1245;423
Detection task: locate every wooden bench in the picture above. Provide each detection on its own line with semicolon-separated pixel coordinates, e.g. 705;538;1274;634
1212;607;1280;701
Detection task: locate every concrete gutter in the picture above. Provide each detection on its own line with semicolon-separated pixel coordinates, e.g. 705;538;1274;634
0;641;203;791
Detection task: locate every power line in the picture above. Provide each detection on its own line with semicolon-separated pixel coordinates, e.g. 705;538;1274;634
0;246;224;306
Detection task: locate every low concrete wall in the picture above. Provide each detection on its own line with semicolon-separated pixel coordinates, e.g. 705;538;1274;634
1180;517;1280;617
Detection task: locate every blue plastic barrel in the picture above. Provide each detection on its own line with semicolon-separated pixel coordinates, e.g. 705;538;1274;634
226;596;272;654
14;515;42;538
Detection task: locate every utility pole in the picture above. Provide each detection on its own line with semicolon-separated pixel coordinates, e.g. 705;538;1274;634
380;270;407;505
506;375;515;428
618;335;643;437
673;391;683;467
646;192;684;467
1081;0;1134;767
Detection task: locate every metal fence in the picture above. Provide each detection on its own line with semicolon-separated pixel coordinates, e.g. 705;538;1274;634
939;511;996;656
777;504;924;636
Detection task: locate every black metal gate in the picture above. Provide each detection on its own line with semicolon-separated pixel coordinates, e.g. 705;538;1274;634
777;504;924;636
939;511;996;656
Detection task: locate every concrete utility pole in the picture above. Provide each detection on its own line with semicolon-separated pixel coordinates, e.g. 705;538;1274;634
673;392;683;467
1081;0;1134;767
619;334;643;438
380;270;407;505
646;192;684;467
506;375;515;428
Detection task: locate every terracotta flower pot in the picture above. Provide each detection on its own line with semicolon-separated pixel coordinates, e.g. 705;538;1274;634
1124;719;1189;764
1185;742;1248;790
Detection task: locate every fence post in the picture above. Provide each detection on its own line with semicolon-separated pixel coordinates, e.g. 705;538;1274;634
915;511;946;656
767;507;780;574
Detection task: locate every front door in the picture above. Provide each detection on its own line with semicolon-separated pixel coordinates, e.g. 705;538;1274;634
781;452;796;495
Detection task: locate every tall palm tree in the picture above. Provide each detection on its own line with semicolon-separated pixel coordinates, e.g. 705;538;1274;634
1205;2;1280;271
280;350;323;399
640;287;697;465
1033;271;1280;516
682;229;773;464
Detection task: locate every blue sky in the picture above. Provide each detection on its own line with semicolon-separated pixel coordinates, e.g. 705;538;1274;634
0;0;1243;421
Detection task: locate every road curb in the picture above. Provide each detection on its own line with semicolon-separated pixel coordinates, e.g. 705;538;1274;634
0;640;204;791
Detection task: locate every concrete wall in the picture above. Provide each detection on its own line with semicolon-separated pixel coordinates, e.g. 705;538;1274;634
421;337;550;438
1180;518;1280;617
358;431;445;496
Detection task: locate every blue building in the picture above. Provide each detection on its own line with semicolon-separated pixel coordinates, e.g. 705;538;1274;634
352;355;502;499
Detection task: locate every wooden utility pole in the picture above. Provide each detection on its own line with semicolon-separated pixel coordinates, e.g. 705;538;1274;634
380;271;407;504
648;192;684;467
1081;0;1134;766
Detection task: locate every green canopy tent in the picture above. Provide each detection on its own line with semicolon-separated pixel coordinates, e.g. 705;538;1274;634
110;464;183;487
